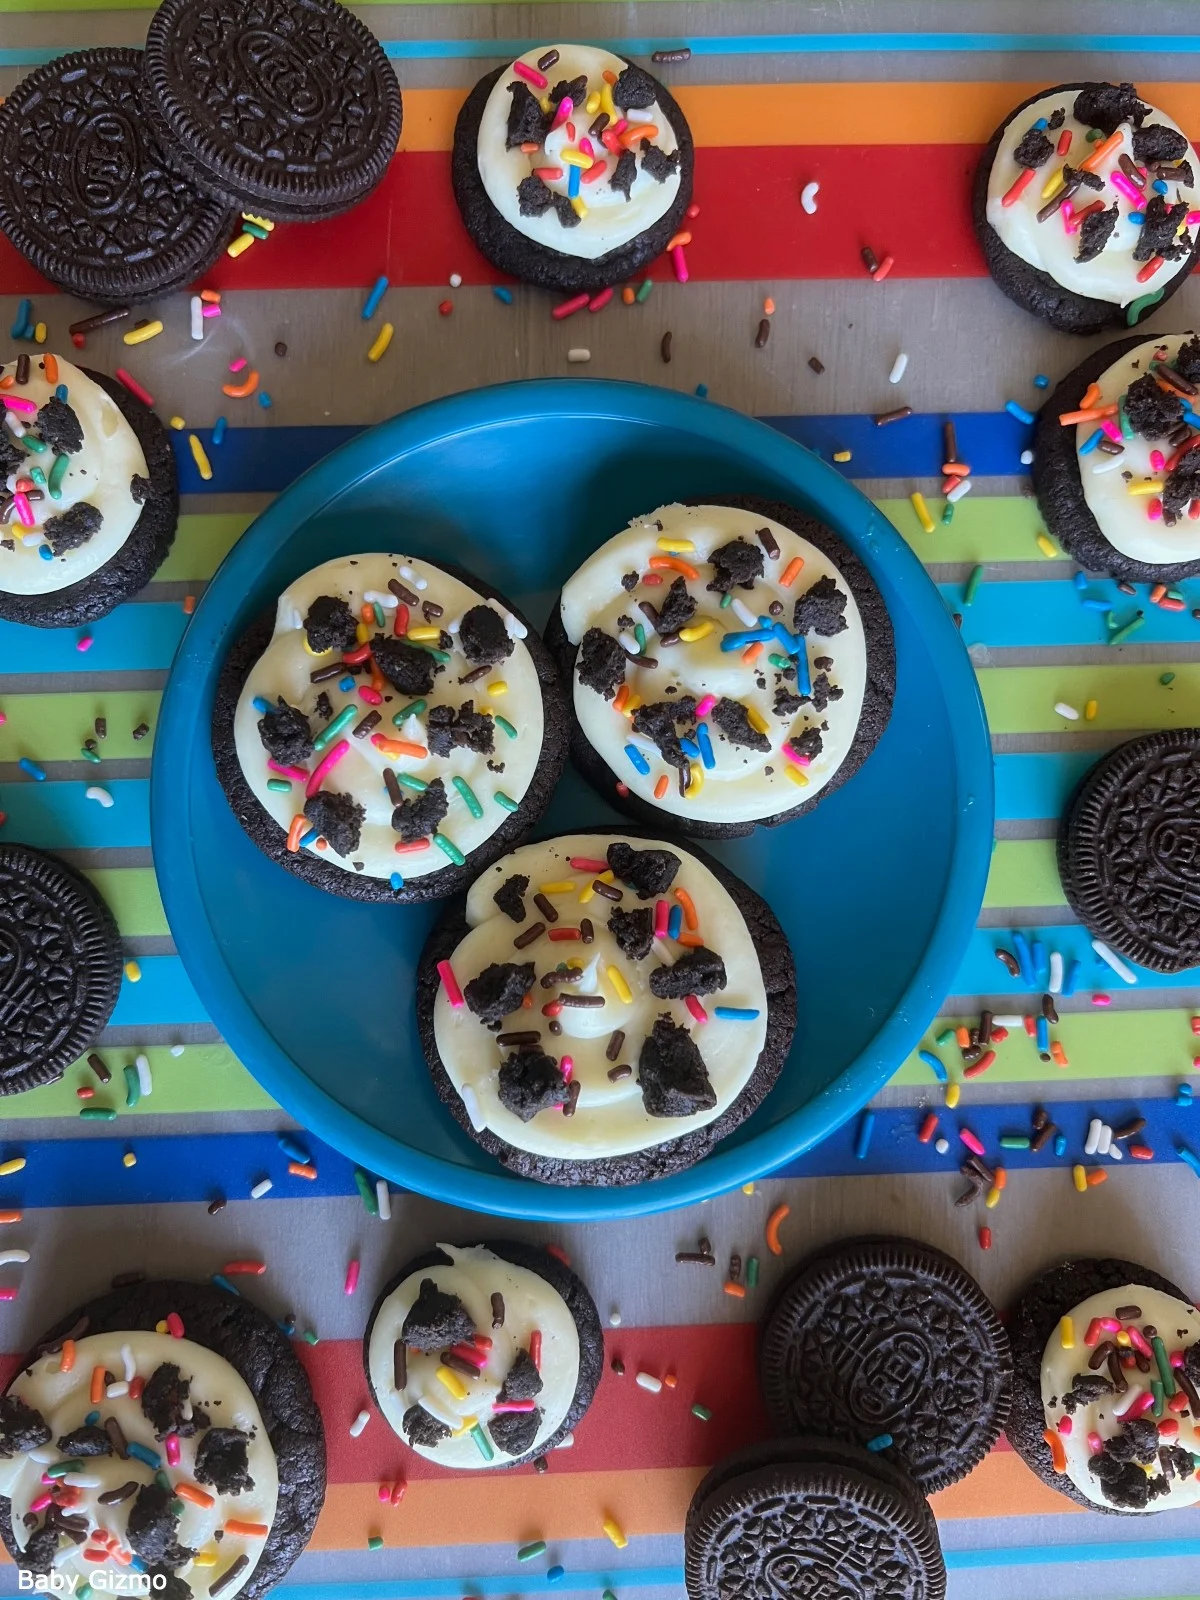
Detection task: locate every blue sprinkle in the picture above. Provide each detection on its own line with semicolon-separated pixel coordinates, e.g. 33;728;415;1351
1177;1083;1193;1106
258;391;272;408
55;384;68;403
719;629;774;650
362;275;389;319
714;1006;761;1021
1011;930;1035;985
252;695;272;714
1079;428;1104;456
680;737;701;760
547;1568;565;1585
771;621;800;656
1032;118;1048;130
866;1433;893;1451
918;1048;948;1082
126;1442;161;1471
695;383;709;398
390;871;404;891
1035;1015;1050;1055
299;827;319;848
130;1559;146;1576
668;904;683;941
493;286;514;304
211;1273;241;1297
568;162;581;199
1062;957;1081;997
1073;570;1088;591
277;1133;311;1164
1153;178;1169;195
1177;1141;1200;1178
1005;399;1036;425
85;1411;100;1427
212;415;227;446
18;757;46;782
9;299;30;339
38;544;53;560
1054;1132;1067;1158
338;675;356;692
854;1110;876;1160
696;720;715;769
277;1315;296;1336
1129;210;1146;225
1080;596;1112;611
795;639;812;698
1033;374;1050;389
1032;939;1047;985
623;742;650;775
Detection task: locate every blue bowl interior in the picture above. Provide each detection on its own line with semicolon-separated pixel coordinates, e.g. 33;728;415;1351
153;380;993;1220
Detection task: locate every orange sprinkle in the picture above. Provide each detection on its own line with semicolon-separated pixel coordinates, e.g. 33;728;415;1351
663;1373;677;1388
175;1483;215;1510
42;354;58;385
613;683;630;714
60;1339;75;1373
1043;1428;1067;1472
287;1161;317;1179
286;815;308;853
779;556;804;588
1085;1168;1108;1187
520;142;539;153
1057;405;1117;424
602;69;617;82
765;1202;790;1256
674;886;699;930
1079;382;1101;410
372;737;428;759
0;374;12;389
955;1025;970;1048
763;297;775;315
1050;1041;1069;1067
942;462;971;478
199;289;222;303
221;369;260;399
622;286;636;305
676;931;706;948
653;774;669;799
361;603;374;623
723;1281;746;1298
994;1166;1007;1191
223;1520;269;1539
89;1365;105;1405
1079;128;1124;172
0;1210;22;1225
521;992;533;1008
649;554;699;580
741;641;763;664
1150;583;1168;604
665;230;692;251
182;594;196;615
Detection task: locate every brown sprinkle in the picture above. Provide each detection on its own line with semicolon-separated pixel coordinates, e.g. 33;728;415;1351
874;405;912;427
498;1030;541;1045
104;1417;128;1458
274;341;288;357
1113;1117;1146;1141
611;1357;625;1376
1041;993;1058;1023
459;663;491;684
211;1555;250;1597
353;711;382;739
955;1180;981;1207
132;722;150;741
491;1292;505;1328
98;1481;139;1506
607;1064;632;1081
207;1196;227;1216
660;331;673;364
652;47;691;62
537;48;560;70
807;356;825;375
558;993;605;1008
422;600;444;621
674;1250;715;1265
1030;1121;1056;1153
755;318;771;349
94;716;107;740
591;879;622;901
756;526;780;560
383;768;403;806
514;921;546;950
1107;1349;1128;1393
580;917;594;945
1114;1304;1143;1321
563;1080;582;1117
532;892;559;924
389;578;419;606
310;662;346;682
944;419;958;463
68;306;130;337
15;354;30;386
393;1340;407;1389
441;1350;480;1378
606;1029;625;1061
87;1053;111;1084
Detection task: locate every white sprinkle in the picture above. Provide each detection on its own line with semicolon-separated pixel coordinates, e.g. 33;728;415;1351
449;273;462;288
62;1474;103;1490
447;616;461;634
250;1177;273;1199
608;1308;622;1327
991;1014;1024;1027
21;532;43;547
730;597;758;628
1090;454;1126;475
105;1381;129;1400
0;1249;29;1267
625;107;656;124
1084;1117;1102;1156
84;787;113;808
1054;701;1080;720
888;352;909;385
135;1052;152;1097
503;611;528;640
1091;937;1138;984
121;1343;135;1381
189;295;203;342
1020;448;1034;465
363;589;398;609
946;477;973;504
5;412;26;438
1048;951;1064;995
800;180;820;214
567;348;591;363
1109;1142;1123;1161
934;1137;950;1154
619;632;639;655
1097;1123;1113;1156
170;1045;185;1058
459;1082;486;1131
349;1408;371;1438
635;1371;663;1393
554;1431;575;1449
375;1178;391;1220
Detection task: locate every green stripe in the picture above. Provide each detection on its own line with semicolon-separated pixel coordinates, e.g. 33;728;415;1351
157;514;253;583
877;495;1049;564
984;838;1064;909
82;867;168;937
3;1044;278;1119
979;664;1199;734
895;1007;1196;1087
0;691;158;759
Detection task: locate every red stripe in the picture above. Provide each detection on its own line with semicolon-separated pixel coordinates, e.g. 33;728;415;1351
0;145;984;297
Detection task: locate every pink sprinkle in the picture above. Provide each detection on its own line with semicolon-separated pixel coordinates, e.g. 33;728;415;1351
1150;449;1166;471
1188;210;1200;226
695;694;717;718
1084;1317;1106;1347
344;1259;360;1296
1057;1415;1073;1435
684;994;708;1025
1087;1430;1104;1454
229;357;247;373
446;1342;488;1369
28;1493;52;1514
76;634;93;653
1116;1390;1155;1422
1110;170;1143;204
492;1398;537;1413
612;118;627;136
1171;1350;1185;1369
1;395;36;413
390;1479;406;1506
377;1483;391;1503
780;741;810;768
305;738;350;799
1126;1325;1153;1358
165;1434;180;1467
437;959;464;1008
114;369;154;407
0;1286;21;1302
1148;496;1164;521
357;686;383;705
201;304;222;319
0;713;6;725
552;96;573;130
512;59;548;90
686;202;700;219
671;244;689;283
1100;418;1122;440
12;491;34;527
553;293;590;320
1098;1317;1121;1334
1092;993;1111;1007
589;287;614;312
959;1127;985;1157
267;759;309;782
569;856;607;872
1061;200;1076;234
166;1312;185;1339
654;899;669;939
560;1055;574;1082
579;137;594;158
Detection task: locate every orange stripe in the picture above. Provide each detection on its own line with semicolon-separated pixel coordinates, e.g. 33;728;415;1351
396;81;1200;152
931;1449;1082;1520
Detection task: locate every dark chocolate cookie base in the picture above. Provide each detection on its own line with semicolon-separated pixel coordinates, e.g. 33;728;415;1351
0;1279;326;1597
212;564;568;903
415;826;797;1185
972;82;1200;336
1006;1257;1188;1514
1033;336;1200;582
363;1239;603;1467
452;62;694;295
545;493;896;838
0;368;179;628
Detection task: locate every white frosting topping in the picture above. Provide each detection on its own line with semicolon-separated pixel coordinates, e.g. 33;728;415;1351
433;832;770;1161
0;1332;279;1597
477;45;680;261
559;503;868;825
1041;1284;1200;1513
1074;332;1200;565
0;356;147;596
986;87;1199;306
367;1245;579;1469
233;555;545;883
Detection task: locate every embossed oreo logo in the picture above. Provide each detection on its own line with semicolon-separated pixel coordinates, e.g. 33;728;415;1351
1148;816;1200;890
847;1328;932;1423
763;1552;855;1599
61;109;140;214
235;31;333;124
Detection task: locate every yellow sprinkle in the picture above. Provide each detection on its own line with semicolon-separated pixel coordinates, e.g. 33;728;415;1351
487;681;507;695
601;83;616;119
436;1366;468;1401
1035;533;1058;558
678;621;713;643
560;149;592;169
746;705;770;736
783;765;809;788
122;1151;137;1169
1059;1316;1075;1350
188;434;212;482
1116;1328;1131;1347
910;491;934;534
741;1182;755;1195
944;1081;961;1109
1072;1164;1087;1193
155;1319;168;1334
226;233;255;259
406;625;441;642
622;694;642;716
193;1551;219;1569
0;1158;26;1176
168;416;185;431
656;537;695;553
355;621;371;645
1128;480;1165;495
985;1184;1001;1209
605;964;633;1005
123;320;163;345
124;960;142;983
539;880;576;895
570;196;588;219
833;449;852;463
367;322;394;364
585;92;601;114
1041;166;1066;201
33;322;47;345
241;213;274;232
1084;699;1098;721
602;1517;628;1550
540;95;553;114
686;765;704;798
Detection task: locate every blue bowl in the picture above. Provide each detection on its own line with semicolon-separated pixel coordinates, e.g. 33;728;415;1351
153;379;993;1220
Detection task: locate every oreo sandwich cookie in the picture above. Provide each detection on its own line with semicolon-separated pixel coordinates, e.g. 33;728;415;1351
364;1240;603;1469
212;553;567;903
0;844;122;1095
685;1436;946;1600
416;828;797;1186
452;46;694;295
543;495;895;838
142;0;402;223
1007;1257;1200;1513
1033;333;1200;582
1057;730;1200;974
0;354;179;628
0;1278;326;1595
759;1236;1012;1492
973;81;1200;335
0;48;237;305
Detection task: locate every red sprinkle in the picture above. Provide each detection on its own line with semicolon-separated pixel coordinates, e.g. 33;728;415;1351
917;1112;939;1144
963;1049;996;1079
588;287;614;312
553;293;590;320
528;1330;542;1370
569;857;607;872
1128;1142;1155;1160
222;1260;266;1275
872;253;895;281
438;300;453;316
978;1226;992;1250
166;1312;185;1339
545;1243;571;1266
436;959;464;1008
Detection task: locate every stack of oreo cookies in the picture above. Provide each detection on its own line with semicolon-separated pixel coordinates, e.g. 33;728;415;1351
0;0;401;303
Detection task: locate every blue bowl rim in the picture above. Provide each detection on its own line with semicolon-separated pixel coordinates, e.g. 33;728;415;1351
152;377;994;1221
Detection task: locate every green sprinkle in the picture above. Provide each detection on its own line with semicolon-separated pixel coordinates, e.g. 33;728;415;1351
999;1134;1030;1150
313;704;356;753
44;1461;84;1479
47;452;70;500
517;1541;547;1563
266;777;291;792
1152;1334;1177;1395
169;1497;184;1517
301;1329;320;1345
941;501;955;525
469;1422;494;1461
394;699;427;725
19;432;46;453
690;1402;712;1421
415;644;451;664
353;1168;380;1215
603;1592;618;1600
767;652;790;669
935;1027;957;1046
367;1535;384;1552
433;832;466;866
1161;671;1176;685
1151;1377;1165;1417
373;601;385;629
494;715;517;740
1118;395;1134;438
719;591;732;609
124;1064;140;1109
745;1254;759;1287
1127;287;1165;325
28;465;46;488
494;791;519;812
452;776;483;818
396;772;428;792
1086;126;1103;141
81;746;102;764
78;1585;93;1600
242;220;270;240
634;622;646;652
963;565;983;606
635;278;653;302
1108;611;1145;646
79;1106;116;1121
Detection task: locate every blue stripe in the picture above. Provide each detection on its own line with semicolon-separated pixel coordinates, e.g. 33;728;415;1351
993;752;1096;821
111;957;206;1027
0;605;187;674
0;780;150;848
953;922;1184;994
168;414;1031;496
947;578;1200;647
1;1094;1193;1206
